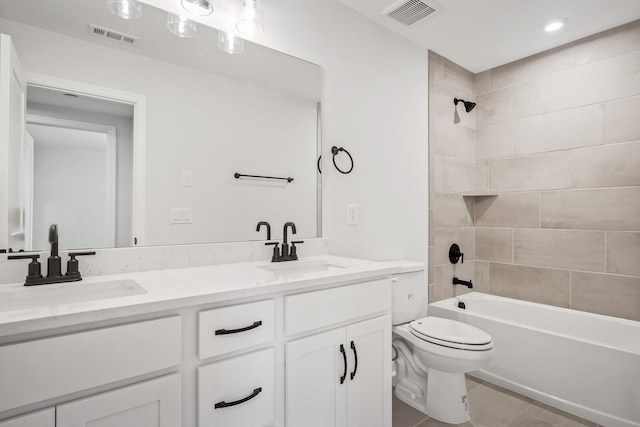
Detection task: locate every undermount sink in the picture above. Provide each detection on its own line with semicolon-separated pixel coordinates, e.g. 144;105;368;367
0;279;147;312
259;260;347;276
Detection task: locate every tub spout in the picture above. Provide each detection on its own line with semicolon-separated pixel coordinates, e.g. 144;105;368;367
453;277;473;288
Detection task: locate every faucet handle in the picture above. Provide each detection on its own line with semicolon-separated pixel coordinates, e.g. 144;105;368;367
8;254;43;280
290;241;304;260
265;241;281;262
66;251;96;277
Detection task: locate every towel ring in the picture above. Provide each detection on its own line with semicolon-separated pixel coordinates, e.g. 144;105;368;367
331;146;354;174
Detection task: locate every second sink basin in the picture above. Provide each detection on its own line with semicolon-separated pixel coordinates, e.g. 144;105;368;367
0;279;147;312
259;260;347;276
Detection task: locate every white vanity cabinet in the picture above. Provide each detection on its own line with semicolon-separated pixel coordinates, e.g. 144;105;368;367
0;317;182;426
285;279;392;427
0;409;54;427
57;374;181;427
197;300;277;427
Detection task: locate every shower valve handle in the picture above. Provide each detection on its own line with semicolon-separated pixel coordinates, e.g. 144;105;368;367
449;243;464;264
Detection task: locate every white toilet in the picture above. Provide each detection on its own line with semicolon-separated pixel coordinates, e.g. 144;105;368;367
391;268;494;424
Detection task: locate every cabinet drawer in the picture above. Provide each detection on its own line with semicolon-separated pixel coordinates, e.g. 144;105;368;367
0;316;181;412
198;299;275;359
285;279;391;336
198;348;275;427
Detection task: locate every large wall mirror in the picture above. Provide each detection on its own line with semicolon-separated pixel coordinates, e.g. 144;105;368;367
0;0;322;251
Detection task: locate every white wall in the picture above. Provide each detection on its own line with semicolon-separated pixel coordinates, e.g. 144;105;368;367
145;0;431;263
0;18;318;246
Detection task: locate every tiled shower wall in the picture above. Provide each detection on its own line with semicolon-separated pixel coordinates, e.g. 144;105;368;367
429;20;640;321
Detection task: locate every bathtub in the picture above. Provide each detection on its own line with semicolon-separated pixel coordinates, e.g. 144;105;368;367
429;292;640;427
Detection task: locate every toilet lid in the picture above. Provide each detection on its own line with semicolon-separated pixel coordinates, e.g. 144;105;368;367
409;317;492;347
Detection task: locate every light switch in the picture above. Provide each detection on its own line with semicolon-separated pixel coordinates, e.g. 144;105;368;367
170;208;193;224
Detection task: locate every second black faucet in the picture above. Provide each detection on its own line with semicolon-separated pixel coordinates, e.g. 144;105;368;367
265;222;304;262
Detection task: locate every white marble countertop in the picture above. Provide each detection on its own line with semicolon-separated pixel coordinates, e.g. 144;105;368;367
0;256;424;338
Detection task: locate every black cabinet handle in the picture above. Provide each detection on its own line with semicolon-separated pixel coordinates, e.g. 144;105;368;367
350;341;358;380
214;387;262;409
339;344;347;384
215;320;262;335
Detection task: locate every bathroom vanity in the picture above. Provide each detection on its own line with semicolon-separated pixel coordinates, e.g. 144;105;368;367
0;256;404;427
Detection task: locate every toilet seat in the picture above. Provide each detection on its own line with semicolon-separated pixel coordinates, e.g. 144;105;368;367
409;317;493;351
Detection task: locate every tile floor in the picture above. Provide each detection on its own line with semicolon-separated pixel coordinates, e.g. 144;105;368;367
393;375;601;427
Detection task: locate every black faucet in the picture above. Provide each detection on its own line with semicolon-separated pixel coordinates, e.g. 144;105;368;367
47;224;62;278
8;224;96;286
265;222;304;262
256;221;271;240
453;277;473;288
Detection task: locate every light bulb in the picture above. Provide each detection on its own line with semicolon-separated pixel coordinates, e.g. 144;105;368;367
236;0;264;35
108;0;142;20
167;13;197;38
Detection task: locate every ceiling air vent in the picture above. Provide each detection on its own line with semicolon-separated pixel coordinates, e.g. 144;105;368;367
88;24;138;46
382;0;439;26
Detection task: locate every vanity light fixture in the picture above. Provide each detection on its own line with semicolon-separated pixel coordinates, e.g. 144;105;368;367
167;13;197;38
181;0;214;16
107;0;142;20
236;0;264;35
218;31;244;54
543;18;567;32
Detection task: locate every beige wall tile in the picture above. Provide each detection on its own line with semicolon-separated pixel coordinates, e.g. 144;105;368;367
513;104;605;155
444;262;475;298
490;46;572;91
477;122;514;160
475;193;540;228
475;70;491;95
443;157;475;192
429;265;444;302
541;188;640;231
433;154;445;192
607;232;640;277
434;228;457;265
571;141;640;188
477;81;540;127
572;20;640;67
430;128;458;158
489;263;570;307
541;50;640;113
514;229;605;272
428;208;435;246
428;249;435;284
429;52;445;84
476;228;513;263
474;261;490;293
443;57;475;95
458;227;475;262
571;272;640;321
606;96;640;144
490;152;572;192
475;160;490;191
434;192;472;228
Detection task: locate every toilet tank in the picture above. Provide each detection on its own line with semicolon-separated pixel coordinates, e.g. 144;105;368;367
391;267;426;325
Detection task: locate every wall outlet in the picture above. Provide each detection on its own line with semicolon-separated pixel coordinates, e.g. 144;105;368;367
347;204;359;226
182;171;193;187
170;208;192;224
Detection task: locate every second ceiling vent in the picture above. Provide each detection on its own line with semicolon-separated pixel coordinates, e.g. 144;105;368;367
382;0;440;26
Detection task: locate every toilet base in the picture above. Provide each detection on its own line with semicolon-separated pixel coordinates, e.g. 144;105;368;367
425;369;469;424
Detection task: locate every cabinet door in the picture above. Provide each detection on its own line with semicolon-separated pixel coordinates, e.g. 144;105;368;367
346;315;391;427
0;409;54;427
56;374;181;427
286;328;347;427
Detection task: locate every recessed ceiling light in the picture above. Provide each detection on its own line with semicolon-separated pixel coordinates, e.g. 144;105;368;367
544;18;567;32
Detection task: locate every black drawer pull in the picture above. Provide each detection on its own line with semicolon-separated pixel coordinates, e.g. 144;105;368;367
214;387;262;409
350;341;358;380
215;320;263;335
339;344;347;384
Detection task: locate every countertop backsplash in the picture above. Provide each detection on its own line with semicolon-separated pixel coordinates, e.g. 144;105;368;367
0;238;329;285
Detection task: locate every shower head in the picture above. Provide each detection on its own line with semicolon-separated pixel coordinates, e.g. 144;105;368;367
454;98;476;113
